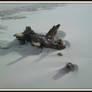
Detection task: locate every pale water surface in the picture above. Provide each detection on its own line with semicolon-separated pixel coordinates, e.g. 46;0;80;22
0;3;92;89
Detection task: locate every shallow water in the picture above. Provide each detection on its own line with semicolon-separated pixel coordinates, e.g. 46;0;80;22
0;3;92;89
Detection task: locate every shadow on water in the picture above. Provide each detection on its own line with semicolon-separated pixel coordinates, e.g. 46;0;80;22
56;30;66;39
32;49;57;64
64;40;71;48
52;64;78;80
7;56;26;66
0;39;57;66
57;30;70;48
0;39;42;66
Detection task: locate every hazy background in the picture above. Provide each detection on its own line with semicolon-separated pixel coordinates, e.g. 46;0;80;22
0;3;92;89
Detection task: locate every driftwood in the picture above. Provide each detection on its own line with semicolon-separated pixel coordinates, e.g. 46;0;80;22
14;24;66;50
22;24;61;40
23;26;36;35
46;24;60;39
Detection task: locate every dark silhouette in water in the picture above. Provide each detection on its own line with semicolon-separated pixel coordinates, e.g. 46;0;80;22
53;63;78;80
14;24;66;50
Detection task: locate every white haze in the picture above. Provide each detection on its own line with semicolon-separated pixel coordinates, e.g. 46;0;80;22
0;3;92;89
